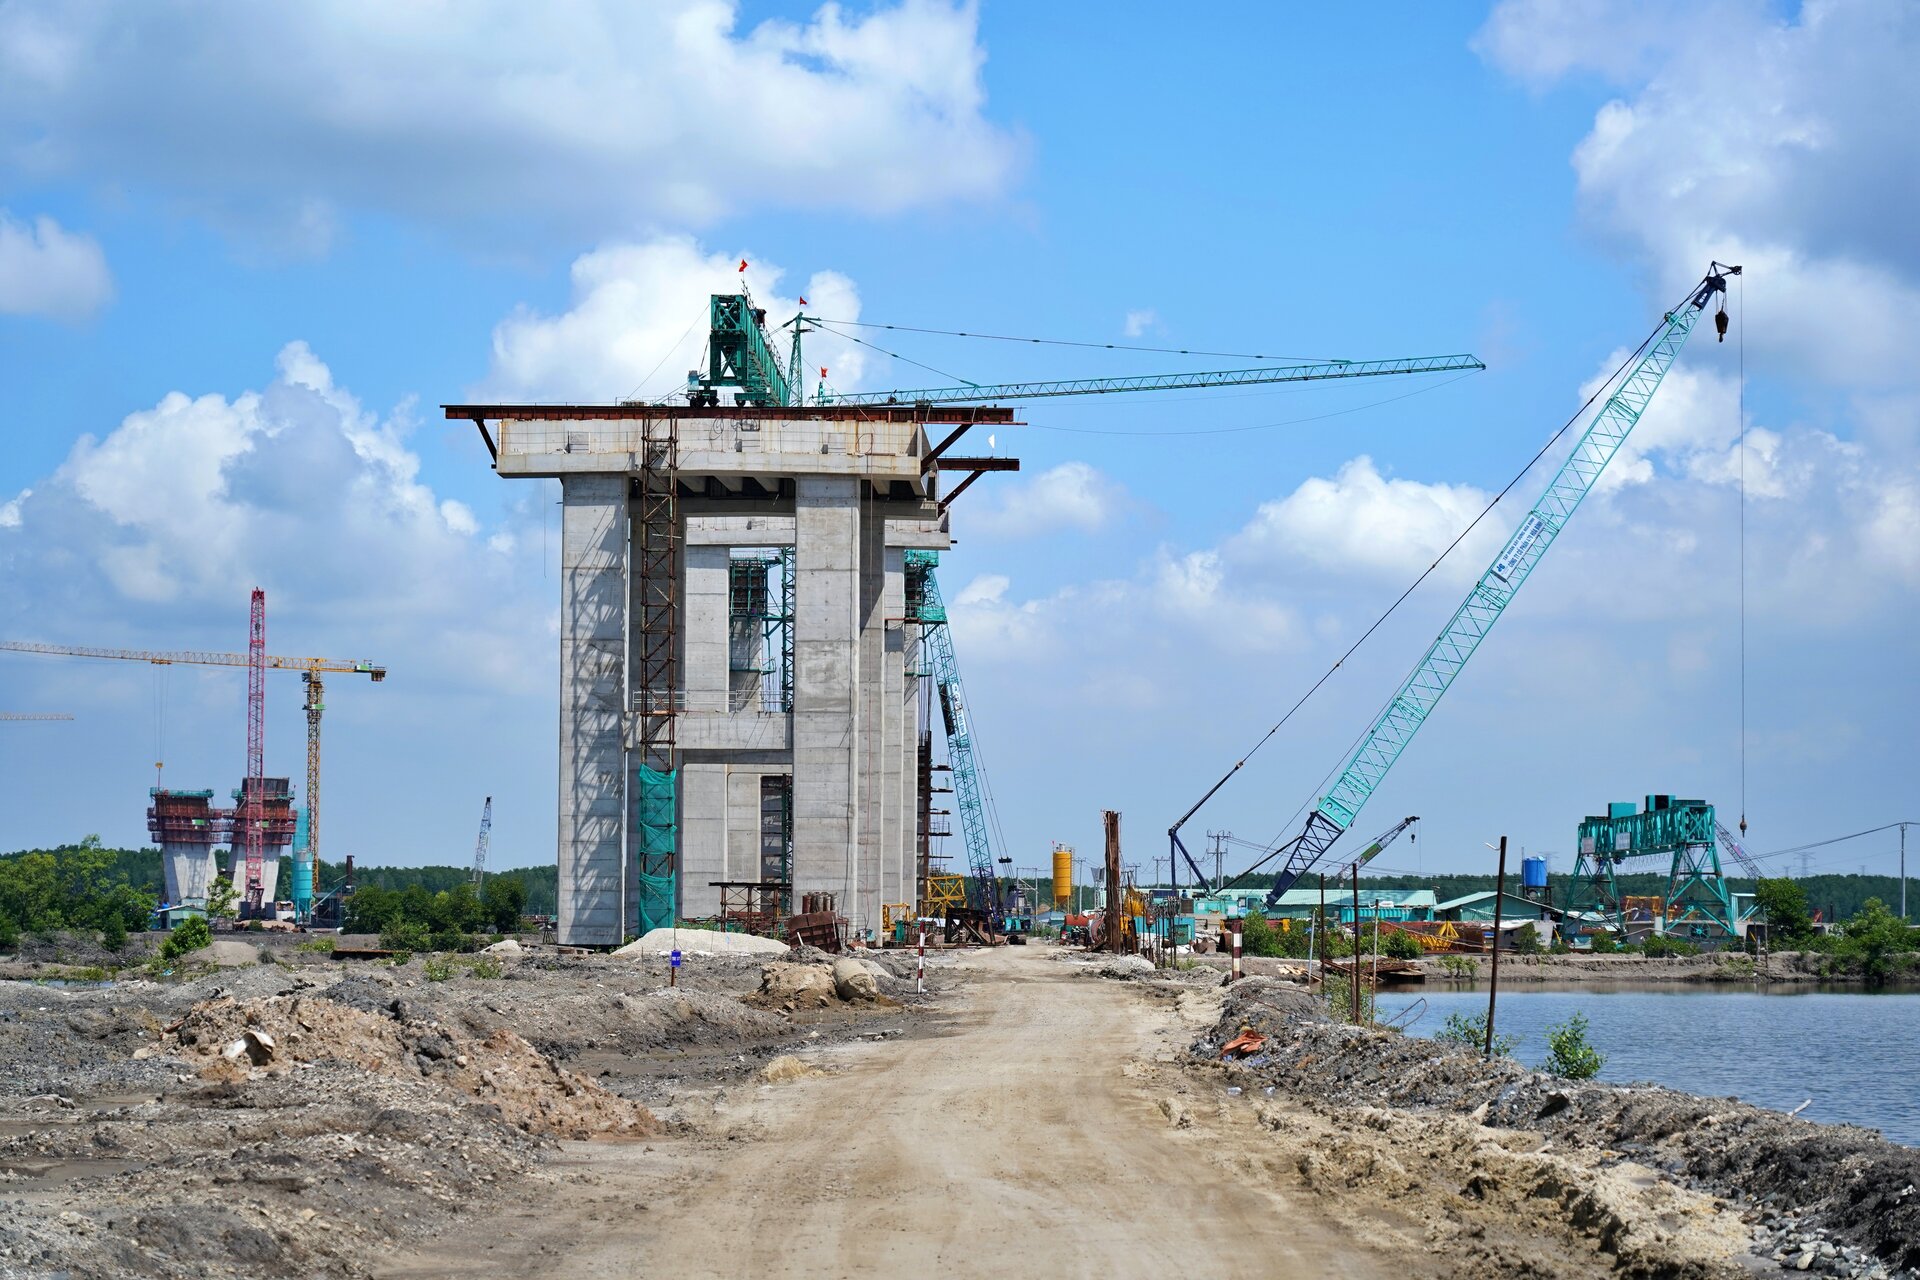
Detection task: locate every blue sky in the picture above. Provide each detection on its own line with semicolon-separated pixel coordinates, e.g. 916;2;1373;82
1;1;1914;885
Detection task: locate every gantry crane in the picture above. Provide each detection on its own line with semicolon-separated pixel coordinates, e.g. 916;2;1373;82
0;634;386;918
1204;263;1740;898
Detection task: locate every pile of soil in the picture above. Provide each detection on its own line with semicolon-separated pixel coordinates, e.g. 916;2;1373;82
166;993;657;1139
1199;983;1920;1276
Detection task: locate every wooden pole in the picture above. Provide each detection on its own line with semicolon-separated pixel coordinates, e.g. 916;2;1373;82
1350;862;1362;1025
1103;810;1123;955
1485;835;1508;1058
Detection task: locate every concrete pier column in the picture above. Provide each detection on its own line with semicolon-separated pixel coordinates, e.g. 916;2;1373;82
792;477;860;917
559;474;628;946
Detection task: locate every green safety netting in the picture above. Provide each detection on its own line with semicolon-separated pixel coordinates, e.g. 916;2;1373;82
636;765;678;934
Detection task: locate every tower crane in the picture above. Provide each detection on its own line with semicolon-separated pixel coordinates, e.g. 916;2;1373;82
471;796;493;887
1200;262;1741;898
0;632;386;918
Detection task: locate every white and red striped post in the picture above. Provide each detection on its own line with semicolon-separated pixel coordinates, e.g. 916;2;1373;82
1228;918;1244;983
916;923;926;995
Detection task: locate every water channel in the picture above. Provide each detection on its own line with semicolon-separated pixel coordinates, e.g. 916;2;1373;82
1372;983;1920;1146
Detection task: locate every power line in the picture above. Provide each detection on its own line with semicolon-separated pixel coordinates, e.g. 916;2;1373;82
805;316;1340;364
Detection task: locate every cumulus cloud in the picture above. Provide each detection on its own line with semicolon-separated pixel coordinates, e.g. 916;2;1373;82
1;341;549;689
1226;456;1501;581
479;237;867;403
1122;309;1156;337
0;209;111;319
1476;0;1920;393
964;461;1129;540
0;1;1020;248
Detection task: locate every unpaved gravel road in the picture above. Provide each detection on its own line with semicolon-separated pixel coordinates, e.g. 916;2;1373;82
373;946;1417;1279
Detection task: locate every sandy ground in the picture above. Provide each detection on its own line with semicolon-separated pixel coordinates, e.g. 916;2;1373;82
371;944;1416;1280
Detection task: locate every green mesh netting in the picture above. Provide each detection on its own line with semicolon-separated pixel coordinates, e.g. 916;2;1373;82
636;765;677;935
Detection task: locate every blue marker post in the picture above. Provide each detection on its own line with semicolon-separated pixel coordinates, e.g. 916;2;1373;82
669;947;682;987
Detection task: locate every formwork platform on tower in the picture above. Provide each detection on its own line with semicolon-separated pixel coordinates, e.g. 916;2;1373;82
231;777;298;914
147;789;231;910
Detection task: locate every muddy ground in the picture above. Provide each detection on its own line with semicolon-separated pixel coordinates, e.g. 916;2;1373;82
0;939;929;1278
2;940;1914;1279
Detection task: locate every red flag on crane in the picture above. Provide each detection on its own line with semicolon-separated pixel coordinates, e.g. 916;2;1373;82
819;366;828;378
798;296;808;305
737;259;748;273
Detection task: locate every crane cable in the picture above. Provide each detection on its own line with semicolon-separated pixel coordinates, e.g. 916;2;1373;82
1737;272;1748;841
1203;287;1694;883
803;316;1342;365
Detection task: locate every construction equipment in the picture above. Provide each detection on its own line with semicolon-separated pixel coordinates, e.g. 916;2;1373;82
0;712;72;720
1216;262;1741;897
905;550;1003;921
676;282;1484;412
471;796;493;886
1569;797;1763;938
1265;816;1417;908
1;621;386;920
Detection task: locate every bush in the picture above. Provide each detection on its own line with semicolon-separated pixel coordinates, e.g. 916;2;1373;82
1379;929;1424;960
1434;1010;1519;1057
1325;974;1375;1025
423;955;457;982
380;919;431;954
99;913;127;952
1589;930;1619;954
1835;898;1917;985
1439;955;1477;979
468;955;504;980
1642;935;1700;958
160;915;212;961
1510;925;1544;955
1544;1011;1605;1079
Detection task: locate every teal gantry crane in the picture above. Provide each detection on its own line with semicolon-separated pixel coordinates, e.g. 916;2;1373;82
1203;263;1741;898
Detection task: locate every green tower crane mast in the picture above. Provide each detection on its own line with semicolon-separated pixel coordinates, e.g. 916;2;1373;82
905;551;1001;918
1216;263;1740;902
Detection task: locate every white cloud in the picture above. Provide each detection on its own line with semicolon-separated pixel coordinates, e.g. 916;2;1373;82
1477;1;1920;394
964;461;1128;539
0;209;111;319
1;342;549;688
479;237;868;403
0;488;28;528
1226;456;1502;581
1122;309;1156;337
0;1;1020;248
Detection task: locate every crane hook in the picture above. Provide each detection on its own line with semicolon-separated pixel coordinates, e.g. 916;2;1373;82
1714;304;1730;343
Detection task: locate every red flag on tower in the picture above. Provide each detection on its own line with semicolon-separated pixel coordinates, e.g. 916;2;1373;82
819;366;827;378
737;259;748;273
798;296;808;306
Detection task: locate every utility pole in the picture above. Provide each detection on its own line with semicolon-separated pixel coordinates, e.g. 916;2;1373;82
1207;830;1228;890
1902;823;1909;922
1104;811;1123;955
1485;836;1508;1059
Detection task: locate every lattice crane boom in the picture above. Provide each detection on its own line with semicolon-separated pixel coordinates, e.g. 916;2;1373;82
472;796;493;886
0;712;73;720
1243;263;1740;898
822;353;1485;407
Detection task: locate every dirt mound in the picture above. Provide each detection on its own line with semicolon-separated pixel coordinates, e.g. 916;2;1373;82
760;1054;827;1083
614;927;790;957
749;961;838;1011
165;993;657;1139
1197;1001;1920;1274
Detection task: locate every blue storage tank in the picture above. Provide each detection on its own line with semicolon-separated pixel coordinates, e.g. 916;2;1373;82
1521;856;1548;890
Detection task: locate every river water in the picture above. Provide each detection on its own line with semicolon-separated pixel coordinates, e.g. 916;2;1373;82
1372;983;1920;1147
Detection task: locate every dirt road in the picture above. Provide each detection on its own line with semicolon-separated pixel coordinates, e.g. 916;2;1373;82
374;946;1414;1279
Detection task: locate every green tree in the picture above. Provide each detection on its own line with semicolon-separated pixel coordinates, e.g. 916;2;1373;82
481;876;527;933
1589;929;1619;954
1836;898;1916;985
206;874;238;922
1754;877;1815;945
160;915;211;961
1435;1011;1518;1057
1544;1012;1605;1079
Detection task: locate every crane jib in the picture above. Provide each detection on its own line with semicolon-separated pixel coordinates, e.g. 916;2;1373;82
1245;265;1735;894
